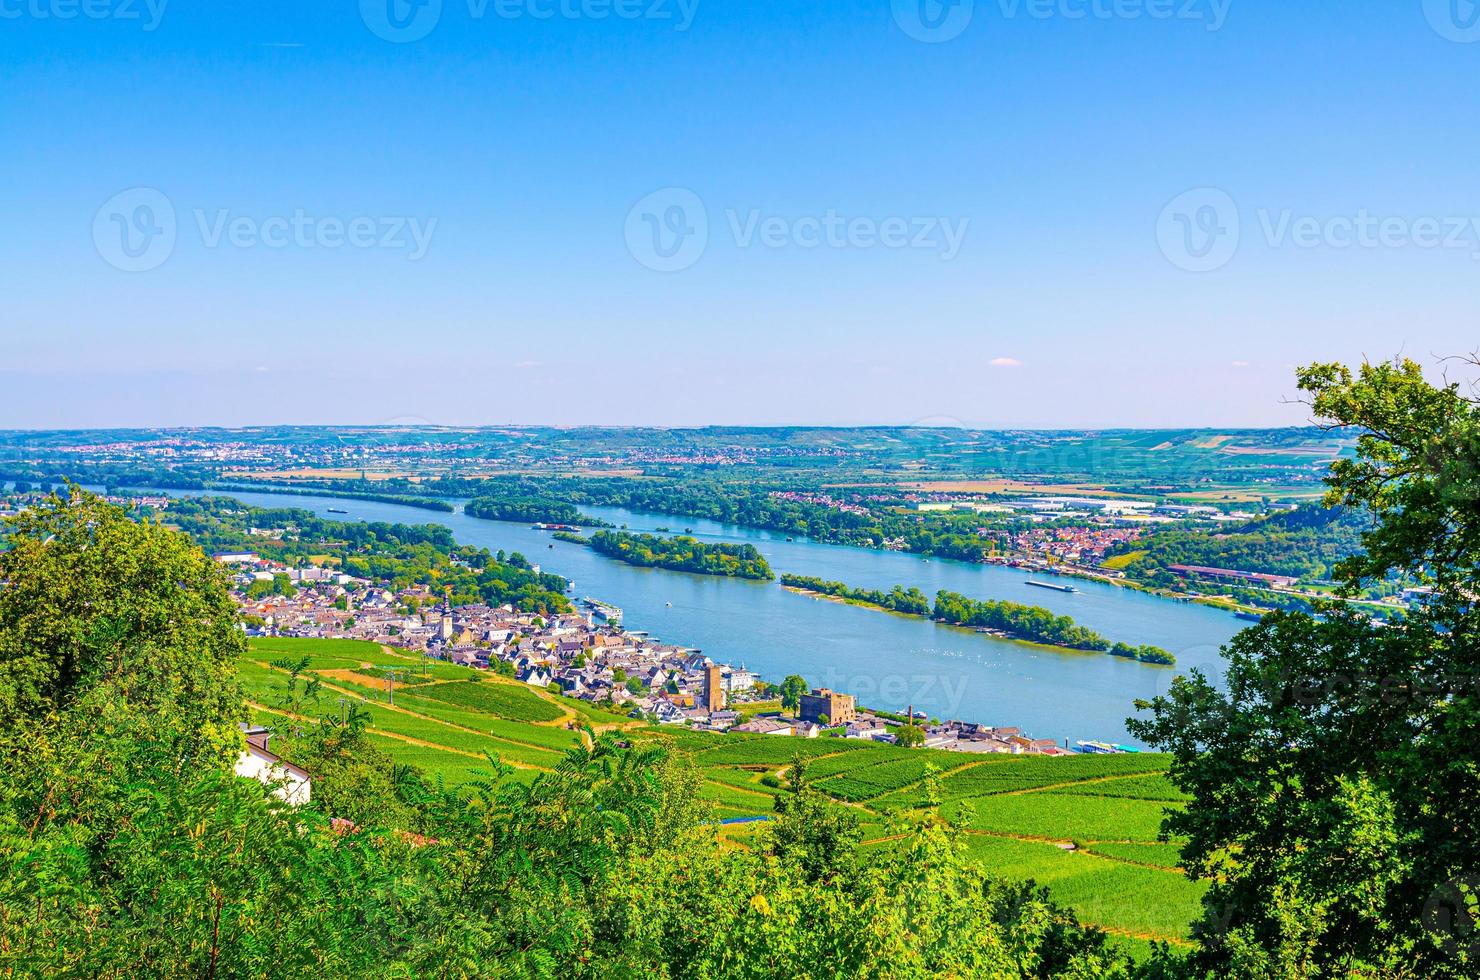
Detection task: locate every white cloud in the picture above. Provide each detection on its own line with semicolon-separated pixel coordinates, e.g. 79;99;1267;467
989;357;1023;368
1231;360;1250;368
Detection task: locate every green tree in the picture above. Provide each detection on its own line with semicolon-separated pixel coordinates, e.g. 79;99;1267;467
284;705;417;830
768;754;861;879
268;655;322;721
0;489;244;751
593;763;1134;977
895;724;926;749
0;495;423;977
1130;357;1480;978
780;674;808;716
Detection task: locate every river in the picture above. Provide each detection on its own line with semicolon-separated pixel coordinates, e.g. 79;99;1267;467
167;488;1242;746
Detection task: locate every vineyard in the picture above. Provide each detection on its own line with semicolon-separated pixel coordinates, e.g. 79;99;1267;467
414;680;567;723
238;637;1207;958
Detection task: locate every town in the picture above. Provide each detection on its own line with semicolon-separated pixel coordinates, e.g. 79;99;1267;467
222;547;1089;756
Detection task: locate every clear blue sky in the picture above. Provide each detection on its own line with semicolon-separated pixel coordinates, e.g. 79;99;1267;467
4;0;1479;429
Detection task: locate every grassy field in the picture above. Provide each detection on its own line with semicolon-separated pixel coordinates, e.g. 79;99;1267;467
237;637;1204;952
1099;550;1147;571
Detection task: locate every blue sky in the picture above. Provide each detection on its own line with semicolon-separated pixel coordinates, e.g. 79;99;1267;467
3;0;1479;428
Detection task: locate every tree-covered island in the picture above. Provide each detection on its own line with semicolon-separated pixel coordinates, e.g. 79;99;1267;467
465;494;612;527
583;530;775;580
781;574;1176;665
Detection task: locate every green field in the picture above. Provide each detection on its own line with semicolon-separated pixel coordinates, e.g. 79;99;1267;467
414;679;566;723
237;637;1203;950
247;636;386;662
814;753;977;801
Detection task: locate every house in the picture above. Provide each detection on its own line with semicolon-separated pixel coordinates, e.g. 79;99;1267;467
732;718;793;736
845;720;889;740
520;666;552;688
451;649;485;668
955;737;1017;754
234;724;311;805
791;721;821;738
705;709;741;730
647;700;688;724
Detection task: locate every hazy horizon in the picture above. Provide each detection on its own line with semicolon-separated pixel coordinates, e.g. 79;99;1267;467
0;417;1341;436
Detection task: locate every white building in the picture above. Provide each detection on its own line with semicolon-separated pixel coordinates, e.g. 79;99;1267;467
845;720;889;740
234;725;311;805
520;666;552;688
723;665;758;693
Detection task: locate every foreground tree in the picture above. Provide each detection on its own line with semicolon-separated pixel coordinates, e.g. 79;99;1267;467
0;489;244;749
1130;357;1480;978
768;755;862;879
597;770;1135;978
0;494;421;977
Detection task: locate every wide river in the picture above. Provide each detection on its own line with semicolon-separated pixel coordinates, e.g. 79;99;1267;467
170;489;1242;746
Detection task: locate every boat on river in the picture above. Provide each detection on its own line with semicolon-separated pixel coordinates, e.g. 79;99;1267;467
581;597;623;624
1026;579;1080;594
